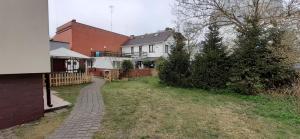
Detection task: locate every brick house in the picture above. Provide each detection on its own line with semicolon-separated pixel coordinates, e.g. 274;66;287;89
0;0;50;129
53;20;129;57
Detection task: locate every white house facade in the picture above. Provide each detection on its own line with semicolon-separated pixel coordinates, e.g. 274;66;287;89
122;30;175;68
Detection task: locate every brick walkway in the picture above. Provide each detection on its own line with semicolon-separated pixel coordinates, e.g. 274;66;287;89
0;127;18;139
48;78;105;139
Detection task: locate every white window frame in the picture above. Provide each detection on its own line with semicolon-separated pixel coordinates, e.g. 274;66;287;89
165;45;169;53
149;45;154;53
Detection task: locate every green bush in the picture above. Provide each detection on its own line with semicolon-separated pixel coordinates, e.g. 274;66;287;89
191;23;230;89
122;60;134;73
156;57;167;72
158;32;191;87
143;60;154;68
229;17;298;95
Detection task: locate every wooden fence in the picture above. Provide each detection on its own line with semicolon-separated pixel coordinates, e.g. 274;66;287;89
49;72;92;87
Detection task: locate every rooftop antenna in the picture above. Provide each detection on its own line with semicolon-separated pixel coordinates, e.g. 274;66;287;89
109;5;114;32
108;5;116;62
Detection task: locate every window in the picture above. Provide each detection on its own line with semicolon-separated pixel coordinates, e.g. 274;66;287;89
165;45;169;53
113;61;121;69
131;47;134;54
87;60;93;68
149;45;154;53
139;46;143;56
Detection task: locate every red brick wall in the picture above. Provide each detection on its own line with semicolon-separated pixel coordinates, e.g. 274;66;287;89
90;68;153;79
53;20;129;56
0;74;44;129
52;25;72;46
128;69;152;78
89;68;104;77
118;69;152;78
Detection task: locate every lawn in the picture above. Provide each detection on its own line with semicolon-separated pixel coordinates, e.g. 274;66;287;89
14;84;88;139
95;77;300;139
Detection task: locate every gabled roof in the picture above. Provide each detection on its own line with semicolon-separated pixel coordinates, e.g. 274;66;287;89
50;48;90;59
123;30;173;46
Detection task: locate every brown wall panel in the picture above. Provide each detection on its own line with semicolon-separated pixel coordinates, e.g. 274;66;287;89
0;74;44;129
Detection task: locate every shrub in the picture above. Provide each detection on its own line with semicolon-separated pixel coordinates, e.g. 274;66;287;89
143;60;154;68
229;17;298;95
191;23;230;89
122;60;134;77
156;57;167;72
158;32;191;87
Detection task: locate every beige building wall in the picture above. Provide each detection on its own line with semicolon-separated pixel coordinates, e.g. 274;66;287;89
0;0;50;74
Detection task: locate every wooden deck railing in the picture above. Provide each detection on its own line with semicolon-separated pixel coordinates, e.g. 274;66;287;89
49;72;92;87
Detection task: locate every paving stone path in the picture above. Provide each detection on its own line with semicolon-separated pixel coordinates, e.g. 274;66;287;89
48;78;105;139
0;127;18;139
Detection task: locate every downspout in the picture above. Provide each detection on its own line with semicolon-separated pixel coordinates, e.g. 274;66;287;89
45;73;53;107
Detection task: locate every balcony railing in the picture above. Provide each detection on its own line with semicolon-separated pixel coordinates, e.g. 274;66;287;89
91;51;129;57
91;51;148;59
122;52;148;59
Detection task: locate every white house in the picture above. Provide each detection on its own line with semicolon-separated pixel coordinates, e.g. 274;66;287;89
122;29;175;68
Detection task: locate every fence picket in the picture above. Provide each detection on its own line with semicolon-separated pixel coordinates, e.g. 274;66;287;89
47;72;92;87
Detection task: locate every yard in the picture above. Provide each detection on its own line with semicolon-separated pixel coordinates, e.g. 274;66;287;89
14;84;87;139
95;77;300;139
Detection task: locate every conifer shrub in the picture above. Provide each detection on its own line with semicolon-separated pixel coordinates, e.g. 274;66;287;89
158;32;191;87
191;23;230;89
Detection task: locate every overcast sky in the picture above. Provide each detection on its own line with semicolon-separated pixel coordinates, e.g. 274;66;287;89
48;0;176;37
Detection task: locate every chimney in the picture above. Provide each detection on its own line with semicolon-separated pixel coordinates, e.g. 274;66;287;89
130;35;135;39
165;27;173;31
71;19;76;23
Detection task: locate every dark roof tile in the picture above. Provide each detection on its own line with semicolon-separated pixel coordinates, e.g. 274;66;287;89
123;30;173;46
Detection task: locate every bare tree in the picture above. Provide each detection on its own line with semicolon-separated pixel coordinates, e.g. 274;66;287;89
176;21;202;56
174;0;300;32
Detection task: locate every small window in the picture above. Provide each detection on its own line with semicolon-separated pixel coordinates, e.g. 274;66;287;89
113;61;121;69
165;45;169;53
131;47;134;54
149;45;154;53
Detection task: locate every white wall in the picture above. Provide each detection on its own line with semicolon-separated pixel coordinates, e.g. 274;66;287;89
93;57;133;69
122;36;175;59
0;0;50;74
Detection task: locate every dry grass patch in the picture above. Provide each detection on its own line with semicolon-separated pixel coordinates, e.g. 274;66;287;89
14;110;69;139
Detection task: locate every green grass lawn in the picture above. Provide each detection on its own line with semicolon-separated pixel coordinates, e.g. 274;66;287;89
95;77;300;139
14;84;88;139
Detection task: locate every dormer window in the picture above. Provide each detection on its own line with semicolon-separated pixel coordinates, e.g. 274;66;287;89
149;45;154;53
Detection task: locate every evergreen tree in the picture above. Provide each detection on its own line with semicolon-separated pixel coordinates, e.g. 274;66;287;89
230;17;298;94
229;17;267;94
159;32;191;87
191;23;229;89
261;28;299;89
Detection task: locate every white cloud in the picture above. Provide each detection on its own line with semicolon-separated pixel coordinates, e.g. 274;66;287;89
48;0;176;37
